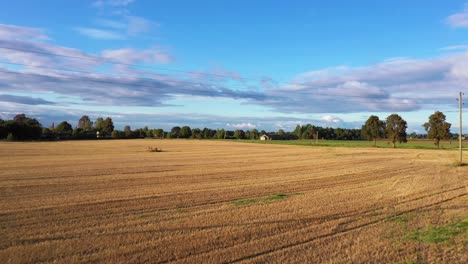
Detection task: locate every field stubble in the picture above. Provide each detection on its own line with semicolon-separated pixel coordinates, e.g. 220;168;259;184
0;140;466;263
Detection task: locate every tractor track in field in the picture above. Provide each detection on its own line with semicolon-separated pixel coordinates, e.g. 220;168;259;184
152;186;467;263
228;192;467;263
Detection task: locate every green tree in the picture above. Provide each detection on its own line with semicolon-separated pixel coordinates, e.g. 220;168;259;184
124;125;132;137
293;124;303;138
72;128;83;138
423;111;451;148
55;121;73;133
3;114;43;140
77;115;93;130
6;133;14;141
0;118;8;139
216;129;225;139
102;117;114;133
192;128;201;139
152;129;164;139
362;115;385;146
250;128;259;139
170;126;181;138
234;129;245;139
111;130;123;139
95;117;104;131
201;128;215;139
385;114;407;148
135;128;146;138
303;124;314;139
179;126;192;138
42;127;52;138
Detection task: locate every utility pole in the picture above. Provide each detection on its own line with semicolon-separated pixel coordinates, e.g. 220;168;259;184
459;92;463;164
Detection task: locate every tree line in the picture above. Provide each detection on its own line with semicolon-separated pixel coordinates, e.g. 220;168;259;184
0;111;455;147
361;112;452;148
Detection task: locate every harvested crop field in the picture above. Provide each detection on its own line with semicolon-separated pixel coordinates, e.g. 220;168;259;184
0;140;467;263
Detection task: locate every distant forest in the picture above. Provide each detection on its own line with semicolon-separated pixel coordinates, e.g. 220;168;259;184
0;113;458;144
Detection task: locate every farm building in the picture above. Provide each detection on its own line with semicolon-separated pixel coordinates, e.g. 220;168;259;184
260;134;270;140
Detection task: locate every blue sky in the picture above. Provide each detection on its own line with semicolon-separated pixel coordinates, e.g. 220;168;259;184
0;0;468;132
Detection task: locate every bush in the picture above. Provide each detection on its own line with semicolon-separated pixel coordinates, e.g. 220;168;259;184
6;133;14;141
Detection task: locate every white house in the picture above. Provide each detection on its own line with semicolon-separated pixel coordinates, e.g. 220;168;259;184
260;134;270;140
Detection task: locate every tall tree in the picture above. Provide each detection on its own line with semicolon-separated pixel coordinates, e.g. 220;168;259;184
124;125;132;137
423;111;451;148
95;117;104;131
303;124;315;139
192;128;201;139
385;114;407;148
77;115;93;130
13;114;27;122
152;129;164;138
362;115;385;146
102;117;114;133
170;126;181;138
4;114;43;140
179;126;192;138
216;129;225;139
293;124;303;138
55;121;73;134
0;118;7;139
250;129;259;139
278;129;285;136
233;129;245;139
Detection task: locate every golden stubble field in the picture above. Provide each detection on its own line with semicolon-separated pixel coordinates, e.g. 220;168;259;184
0;140;466;263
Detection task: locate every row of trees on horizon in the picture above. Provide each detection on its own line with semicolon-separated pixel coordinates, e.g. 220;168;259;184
0;111;458;147
361;112;451;148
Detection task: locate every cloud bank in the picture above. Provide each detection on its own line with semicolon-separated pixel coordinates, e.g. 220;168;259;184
0;21;467;131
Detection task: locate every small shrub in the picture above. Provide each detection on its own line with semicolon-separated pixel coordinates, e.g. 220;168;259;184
6;133;14;141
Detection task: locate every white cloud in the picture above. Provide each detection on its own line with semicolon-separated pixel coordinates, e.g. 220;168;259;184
447;3;468;28
258;51;468;114
440;45;468;51
127;16;153;35
188;66;244;83
79;16;155;40
0;24;262;109
75;27;125;40
321;115;342;123
226;122;257;129
93;0;136;7
448;51;468;80
94;19;127;29
101;47;174;64
0;24;49;41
